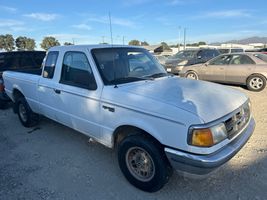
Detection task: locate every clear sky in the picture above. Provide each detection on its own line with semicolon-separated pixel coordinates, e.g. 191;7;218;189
0;0;266;48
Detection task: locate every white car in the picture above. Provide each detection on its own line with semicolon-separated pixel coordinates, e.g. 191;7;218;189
3;45;255;192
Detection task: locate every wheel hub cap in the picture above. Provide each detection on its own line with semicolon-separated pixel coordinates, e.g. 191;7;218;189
126;147;155;182
250;77;263;89
187;73;196;79
19;104;27;122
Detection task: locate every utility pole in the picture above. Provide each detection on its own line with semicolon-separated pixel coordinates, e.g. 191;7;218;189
183;28;187;50
178;26;181;52
122;36;125;45
101;36;105;44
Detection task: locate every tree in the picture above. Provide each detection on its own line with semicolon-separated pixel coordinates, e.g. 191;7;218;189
198;41;206;45
141;41;149;46
16;36;36;51
128;40;140;46
0;34;15;51
161;42;171;51
25;38;36;50
40;36;60;50
64;42;73;46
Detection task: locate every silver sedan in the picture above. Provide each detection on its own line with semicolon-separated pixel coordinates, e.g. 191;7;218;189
180;53;267;91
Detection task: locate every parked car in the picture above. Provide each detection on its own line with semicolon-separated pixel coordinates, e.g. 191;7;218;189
0;51;46;108
218;48;244;54
154;54;168;65
180;52;267;91
258;48;267;54
3;45;255;192
164;48;220;75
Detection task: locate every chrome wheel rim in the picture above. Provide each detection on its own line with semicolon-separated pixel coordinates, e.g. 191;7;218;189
126;147;155;182
19;103;27;122
187;73;197;79
249;77;263;90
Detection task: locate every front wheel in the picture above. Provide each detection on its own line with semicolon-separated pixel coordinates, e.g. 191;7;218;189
16;97;39;127
185;71;198;80
247;74;266;92
118;134;172;192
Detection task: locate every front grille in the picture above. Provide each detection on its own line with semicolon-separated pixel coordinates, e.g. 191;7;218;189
224;102;250;139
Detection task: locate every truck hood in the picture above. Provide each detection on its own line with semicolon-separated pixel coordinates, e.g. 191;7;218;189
118;77;248;123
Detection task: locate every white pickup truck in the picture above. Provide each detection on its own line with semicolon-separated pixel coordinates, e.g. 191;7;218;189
3;45;255;192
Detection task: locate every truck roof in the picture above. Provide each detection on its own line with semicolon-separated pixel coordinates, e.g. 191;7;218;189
49;44;143;51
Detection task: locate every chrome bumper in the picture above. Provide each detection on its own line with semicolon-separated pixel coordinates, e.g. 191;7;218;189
165;117;255;175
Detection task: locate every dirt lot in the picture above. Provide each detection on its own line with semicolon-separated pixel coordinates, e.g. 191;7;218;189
0;86;267;200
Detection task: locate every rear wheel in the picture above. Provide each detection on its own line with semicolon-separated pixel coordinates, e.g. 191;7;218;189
185;71;198;80
247;74;266;92
16;97;39;127
118;134;172;192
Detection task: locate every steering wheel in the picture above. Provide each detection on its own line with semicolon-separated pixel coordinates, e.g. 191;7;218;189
133;66;145;71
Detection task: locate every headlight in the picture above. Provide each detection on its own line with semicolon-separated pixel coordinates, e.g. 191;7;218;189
178;60;188;65
189;123;227;147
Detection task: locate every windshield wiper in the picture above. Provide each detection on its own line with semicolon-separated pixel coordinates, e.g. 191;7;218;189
110;76;149;85
143;72;168;79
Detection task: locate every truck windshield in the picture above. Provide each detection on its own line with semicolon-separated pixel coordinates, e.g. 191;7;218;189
92;47;167;85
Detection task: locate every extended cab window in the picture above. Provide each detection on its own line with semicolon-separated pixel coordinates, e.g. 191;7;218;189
43;51;59;79
60;51;97;90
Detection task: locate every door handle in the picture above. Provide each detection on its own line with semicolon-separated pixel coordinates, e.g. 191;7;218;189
220;68;224;70
102;105;115;112
54;89;61;94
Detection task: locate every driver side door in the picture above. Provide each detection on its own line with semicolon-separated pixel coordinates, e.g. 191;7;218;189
202;55;231;82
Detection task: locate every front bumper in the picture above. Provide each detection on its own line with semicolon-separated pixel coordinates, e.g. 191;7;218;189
165;117;255;175
165;66;184;75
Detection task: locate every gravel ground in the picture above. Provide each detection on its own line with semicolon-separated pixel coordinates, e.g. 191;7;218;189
0;86;267;200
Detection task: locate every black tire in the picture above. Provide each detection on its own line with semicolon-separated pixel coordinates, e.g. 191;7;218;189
247;74;266;92
185;71;198;80
118;134;172;192
16;97;39;127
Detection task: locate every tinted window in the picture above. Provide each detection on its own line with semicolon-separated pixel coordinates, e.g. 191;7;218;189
231;49;243;53
60;51;97;90
43;51;58;79
33;52;46;67
230;55;255;65
198;50;219;59
219;49;230;54
0;54;6;70
171;50;197;59
20;52;35;69
209;55;231;65
254;54;267;63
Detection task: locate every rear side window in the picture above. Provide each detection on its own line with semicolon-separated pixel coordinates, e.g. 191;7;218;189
43;51;59;79
60;51;97;90
230;55;255;65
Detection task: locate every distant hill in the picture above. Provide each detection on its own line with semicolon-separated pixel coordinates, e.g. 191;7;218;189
211;36;267;45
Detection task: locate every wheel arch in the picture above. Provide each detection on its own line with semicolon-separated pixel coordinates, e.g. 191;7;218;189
112;125;162;149
246;73;267;82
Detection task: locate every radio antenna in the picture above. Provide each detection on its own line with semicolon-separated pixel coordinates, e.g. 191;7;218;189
109;12;113;45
